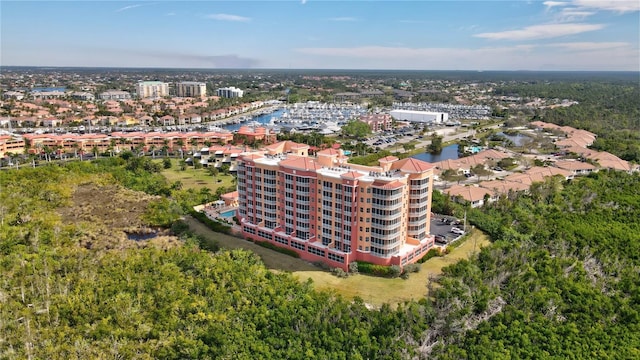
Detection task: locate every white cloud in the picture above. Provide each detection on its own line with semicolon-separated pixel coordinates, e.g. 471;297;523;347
328;17;358;22
544;1;568;9
570;0;640;13
166;12;176;16
115;4;142;13
547;41;630;50
474;23;604;40
301;0;307;4
205;13;251;22
559;9;596;20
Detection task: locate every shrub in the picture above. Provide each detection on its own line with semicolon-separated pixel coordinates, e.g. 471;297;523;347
356;261;398;277
417;248;442;263
348;261;359;274
389;265;402;278
400;272;410;280
171;220;190;236
331;267;348;278
189;210;232;234
403;263;421;273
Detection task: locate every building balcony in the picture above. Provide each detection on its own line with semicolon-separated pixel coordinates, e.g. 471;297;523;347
370;228;401;239
409;193;429;200
372;192;403;201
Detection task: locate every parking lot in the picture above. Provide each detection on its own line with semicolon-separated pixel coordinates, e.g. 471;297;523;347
430;215;466;244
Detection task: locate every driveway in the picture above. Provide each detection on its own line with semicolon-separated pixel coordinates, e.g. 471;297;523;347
430;215;465;243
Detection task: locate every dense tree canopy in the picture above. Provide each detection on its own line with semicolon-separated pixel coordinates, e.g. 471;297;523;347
1;146;638;359
494;81;640;162
341;120;372;138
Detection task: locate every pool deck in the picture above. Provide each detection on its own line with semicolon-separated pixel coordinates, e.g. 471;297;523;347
194;203;238;222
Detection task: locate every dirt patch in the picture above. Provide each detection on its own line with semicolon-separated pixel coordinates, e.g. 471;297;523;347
58;183;181;251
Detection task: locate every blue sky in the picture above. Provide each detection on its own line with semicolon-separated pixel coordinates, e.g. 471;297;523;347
1;1;638;70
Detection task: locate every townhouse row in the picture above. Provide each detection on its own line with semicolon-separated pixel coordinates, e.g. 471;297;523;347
0;132;237;157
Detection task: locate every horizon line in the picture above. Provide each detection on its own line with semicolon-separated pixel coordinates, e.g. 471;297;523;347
1;65;638;73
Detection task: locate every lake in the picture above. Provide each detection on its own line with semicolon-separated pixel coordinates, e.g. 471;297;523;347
496;132;532;147
412;144;460;163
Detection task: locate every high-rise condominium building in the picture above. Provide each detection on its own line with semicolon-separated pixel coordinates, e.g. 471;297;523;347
136;81;169;99
176;82;207;98
237;141;435;271
216;86;244;98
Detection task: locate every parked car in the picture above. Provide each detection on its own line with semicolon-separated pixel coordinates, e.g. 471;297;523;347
451;227;465;235
435;235;448;244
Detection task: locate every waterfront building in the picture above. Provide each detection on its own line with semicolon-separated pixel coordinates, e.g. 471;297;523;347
216;86;244;98
390;110;448;124
237;141;435;270
176;82;207;98
136;81;169;99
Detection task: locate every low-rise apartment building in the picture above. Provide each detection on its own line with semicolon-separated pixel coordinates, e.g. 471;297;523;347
359;114;391;132
99;90;131;101
237;141;435;270
0;136;25;158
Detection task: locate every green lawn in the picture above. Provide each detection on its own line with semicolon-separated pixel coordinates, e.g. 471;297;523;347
183;195;491;307
293;229;491;307
159;159;234;191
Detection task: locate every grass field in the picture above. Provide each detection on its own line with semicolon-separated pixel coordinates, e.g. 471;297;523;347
183;216;319;272
293;230;491;307
184;214;491;307
159;159;234;191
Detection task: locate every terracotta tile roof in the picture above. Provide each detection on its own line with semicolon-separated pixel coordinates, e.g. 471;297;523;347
586;151;632;171
525;166;572;178
378;155;399;163
479;180;530;193
279;156;321;171
340;171;364;180
317;148;341;156
241;153;264;161
221;191;239;200
446;185;494;202
390;157;432;173
504;172;547;185
375;180;405;189
554;160;596;171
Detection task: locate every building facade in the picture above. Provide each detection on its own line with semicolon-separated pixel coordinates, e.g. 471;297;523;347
99;90;131;101
216;86;244;98
359;114;392;132
176;82;207;98
390;110;448;124
0;135;25;158
136;81;169;99
237;141;435;270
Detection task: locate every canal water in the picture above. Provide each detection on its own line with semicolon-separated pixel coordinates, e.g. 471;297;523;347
411;144;460;163
223;109;285;131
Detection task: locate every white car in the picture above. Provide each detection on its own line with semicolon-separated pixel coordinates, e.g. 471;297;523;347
451;227;465;235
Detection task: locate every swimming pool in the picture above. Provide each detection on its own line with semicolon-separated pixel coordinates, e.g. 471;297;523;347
219;209;237;218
